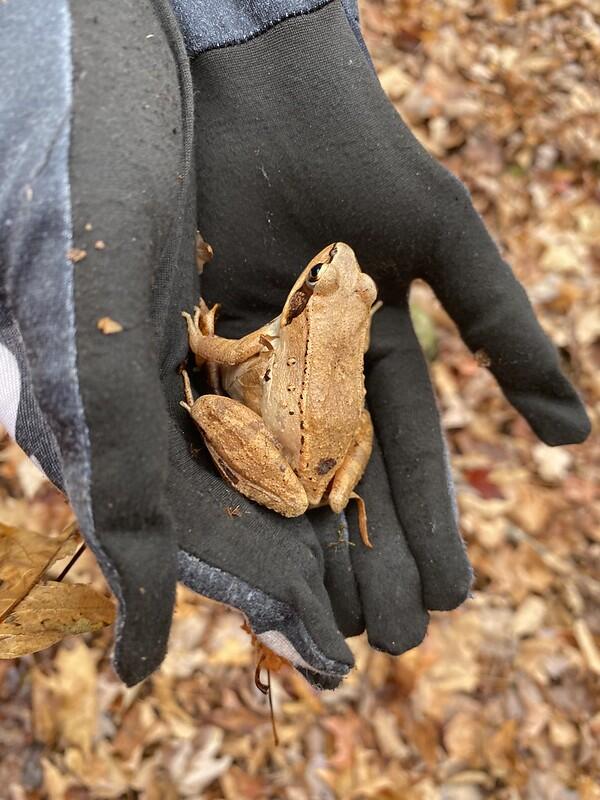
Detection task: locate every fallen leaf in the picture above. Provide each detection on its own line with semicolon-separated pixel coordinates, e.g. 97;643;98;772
573;619;600;676
549;716;579;749
15;457;48;500
443;709;483;763
167;728;232;796
96;317;123;334
195;231;214;274
41;758;75;800
512;596;547;638
68;248;87;263
508;484;557;535
578;776;600;800
575;307;600;346
64;741;130;799
378;64;413;100
322;713;362;770
0;520;80;622
463;467;504;499
33;640;98;754
410;302;438;361
532;443;572;483
0;581;115;658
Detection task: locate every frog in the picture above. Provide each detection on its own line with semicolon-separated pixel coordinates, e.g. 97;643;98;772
180;242;379;547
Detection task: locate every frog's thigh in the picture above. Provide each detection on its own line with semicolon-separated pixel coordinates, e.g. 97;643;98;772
191;394;308;518
328;408;374;514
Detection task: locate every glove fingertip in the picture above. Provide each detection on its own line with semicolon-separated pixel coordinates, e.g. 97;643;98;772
96;526;178;686
112;581;176;686
530;397;591;446
297;666;347;691
423;558;473;612
367;610;429;657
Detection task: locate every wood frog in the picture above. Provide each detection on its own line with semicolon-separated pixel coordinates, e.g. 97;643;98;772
180;242;378;547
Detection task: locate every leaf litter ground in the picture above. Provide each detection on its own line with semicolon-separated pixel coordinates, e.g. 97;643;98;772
1;1;599;797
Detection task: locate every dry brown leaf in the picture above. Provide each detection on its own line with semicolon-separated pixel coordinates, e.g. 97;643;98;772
166;729;232;797
549;716;579;749
508;484;558;535
0;581;114;658
512;596;547;638
41;758;76;800
0;520;80;621
32;640;98;754
68;248;87;263
2;5;600;797
322;712;362;770
195;231;214;274
572;619;600;676
15;457;48;500
150;672;198;739
64;741;130;799
579;776;600;800
531;443;573;483
97;316;124;334
443;710;483;763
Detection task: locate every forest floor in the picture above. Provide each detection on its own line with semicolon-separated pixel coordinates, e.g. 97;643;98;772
1;1;599;798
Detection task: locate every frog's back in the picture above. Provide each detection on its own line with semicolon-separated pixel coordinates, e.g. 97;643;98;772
259;241;376;505
260;290;368;505
296;297;367;505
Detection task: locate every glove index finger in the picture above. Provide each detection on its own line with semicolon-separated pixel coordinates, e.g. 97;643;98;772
426;175;590;446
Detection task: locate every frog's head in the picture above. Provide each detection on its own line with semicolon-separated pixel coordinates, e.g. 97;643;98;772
282;243;377;326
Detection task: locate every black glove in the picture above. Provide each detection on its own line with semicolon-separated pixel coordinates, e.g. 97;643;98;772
177;0;590;675
0;0;355;687
1;0;589;689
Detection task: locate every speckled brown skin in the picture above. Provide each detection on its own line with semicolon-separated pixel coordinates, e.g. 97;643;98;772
181;243;377;541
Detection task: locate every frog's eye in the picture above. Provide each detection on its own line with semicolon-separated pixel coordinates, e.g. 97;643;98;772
306;263;324;287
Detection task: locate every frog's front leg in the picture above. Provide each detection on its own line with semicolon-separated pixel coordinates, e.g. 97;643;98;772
182;300;271;367
328;408;374;548
190;299;222;394
180;371;308;517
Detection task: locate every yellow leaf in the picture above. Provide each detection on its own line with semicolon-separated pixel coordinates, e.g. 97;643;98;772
0;520;81;621
0;581;115;658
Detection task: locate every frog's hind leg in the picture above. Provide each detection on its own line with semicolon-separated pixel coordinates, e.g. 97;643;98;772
328;408;374;548
192;395;309;519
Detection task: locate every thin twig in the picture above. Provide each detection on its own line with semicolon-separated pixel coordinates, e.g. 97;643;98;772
55;544;87;582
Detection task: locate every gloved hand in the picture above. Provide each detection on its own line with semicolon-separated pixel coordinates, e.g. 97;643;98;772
0;0;353;688
1;0;589;691
174;0;590;683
